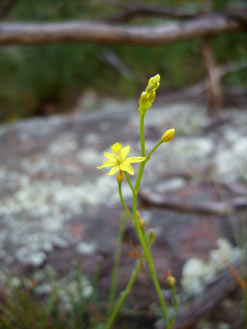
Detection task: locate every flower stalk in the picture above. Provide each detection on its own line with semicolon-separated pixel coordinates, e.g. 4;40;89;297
97;74;176;329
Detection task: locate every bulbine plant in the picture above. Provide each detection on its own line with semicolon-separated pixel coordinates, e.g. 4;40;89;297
97;74;177;329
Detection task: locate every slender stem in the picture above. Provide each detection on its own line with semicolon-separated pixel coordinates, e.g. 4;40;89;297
131;207;171;329
146;140;163;161
124;172;135;196
105;260;142;329
130;185;171;328
135;140;163;193
140;113;146;157
171;285;178;327
134;113;146;192
108;212;127;313
129;111;171;328
118;183;135;222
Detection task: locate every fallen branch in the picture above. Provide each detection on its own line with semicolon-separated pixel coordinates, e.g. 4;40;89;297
0;14;242;45
139;191;246;216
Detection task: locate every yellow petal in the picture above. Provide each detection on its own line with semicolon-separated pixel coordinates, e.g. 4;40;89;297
120;162;134;175
125;156;146;164
106;166;120;175
121;145;130;159
97;160;116;169
104;152;116;160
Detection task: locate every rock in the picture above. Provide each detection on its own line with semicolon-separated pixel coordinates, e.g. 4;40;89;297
0;102;246;309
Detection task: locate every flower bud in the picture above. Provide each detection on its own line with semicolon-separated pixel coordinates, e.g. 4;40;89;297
167;269;176;287
139;91;147;107
146;229;156;247
146;74;160;93
161;128;175;143
117;170;124;183
137;210;146;228
148;90;156;105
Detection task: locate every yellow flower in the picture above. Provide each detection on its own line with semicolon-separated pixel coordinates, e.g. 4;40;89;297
97;143;145;176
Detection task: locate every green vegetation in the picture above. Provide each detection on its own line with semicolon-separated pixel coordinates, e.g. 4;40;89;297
0;264;105;329
0;0;246;122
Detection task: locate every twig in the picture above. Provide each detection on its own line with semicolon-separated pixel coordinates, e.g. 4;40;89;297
202;36;223;113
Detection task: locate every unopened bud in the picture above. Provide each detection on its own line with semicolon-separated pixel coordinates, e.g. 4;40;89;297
167;269;176;287
146;229;156;247
161;128;175;143
146;74;160;93
148;90;156;105
117;170;124;183
137;210;146;228
139;91;147;107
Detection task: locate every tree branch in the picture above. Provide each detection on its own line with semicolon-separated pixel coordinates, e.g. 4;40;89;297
0;14;243;46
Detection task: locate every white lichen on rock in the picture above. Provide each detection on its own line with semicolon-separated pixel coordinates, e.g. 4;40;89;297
181;238;242;297
0;101;246;270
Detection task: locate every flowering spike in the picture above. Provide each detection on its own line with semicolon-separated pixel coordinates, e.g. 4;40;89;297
138;74;161;114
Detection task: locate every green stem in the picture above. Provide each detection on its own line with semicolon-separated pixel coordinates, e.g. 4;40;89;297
128;111;171;328
171;285;178;327
132;194;171;329
146;140;163;161
105;260;142;329
124;173;135;196
118;183;135;222
134;140;163;193
126;182;170;328
108;212;127;313
134;113;146;192
140;113;146;157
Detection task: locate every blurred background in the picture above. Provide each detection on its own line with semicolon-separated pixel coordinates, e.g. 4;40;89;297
0;1;246;329
0;0;246;122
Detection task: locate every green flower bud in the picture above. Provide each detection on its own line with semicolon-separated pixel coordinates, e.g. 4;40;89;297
148;90;156;105
167;269;176;287
137;210;146;228
139;91;147;106
146;74;160;93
